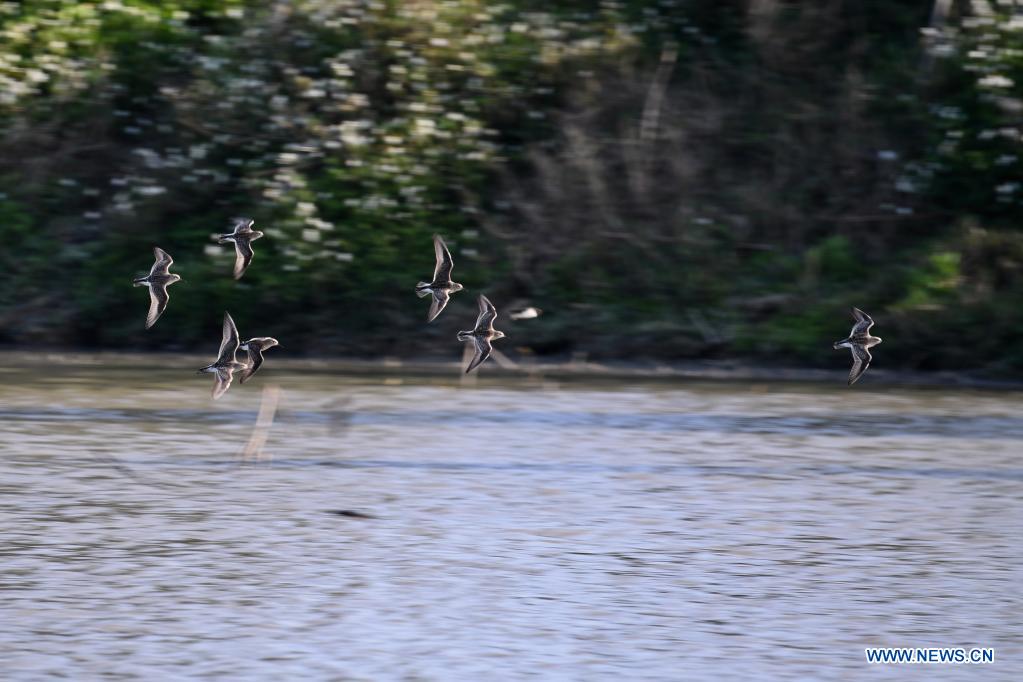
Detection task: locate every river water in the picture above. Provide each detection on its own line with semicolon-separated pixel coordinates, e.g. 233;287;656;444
0;357;1020;680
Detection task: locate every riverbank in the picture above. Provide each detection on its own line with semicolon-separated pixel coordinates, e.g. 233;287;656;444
2;350;1022;391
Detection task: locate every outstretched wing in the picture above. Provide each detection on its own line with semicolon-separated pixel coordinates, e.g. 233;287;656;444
233;239;255;279
238;346;263;384
432;234;454;282
848;345;873;386
217;312;240;364
145;284;170;329
212;368;234;400
474;294;498;332
427;289;450;322
150;247;173;277
233;218;255;236
850;307;874;337
465;335;493;374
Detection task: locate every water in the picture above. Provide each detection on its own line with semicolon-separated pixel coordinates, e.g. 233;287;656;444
1;358;1021;680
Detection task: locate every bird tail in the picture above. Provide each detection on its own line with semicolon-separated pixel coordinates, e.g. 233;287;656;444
457;331;473;341
217;236;232;244
415;282;431;298
132;276;147;287
833;338;850;350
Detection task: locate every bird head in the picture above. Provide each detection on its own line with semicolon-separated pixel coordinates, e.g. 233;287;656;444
451;282;465;292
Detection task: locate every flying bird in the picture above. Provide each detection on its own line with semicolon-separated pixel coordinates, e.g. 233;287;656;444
239;337;280;384
833;307;882;386
132;247;181;329
509;306;543;320
457;294;506;374
415;234;464;322
197;312;248;400
217;218;264;280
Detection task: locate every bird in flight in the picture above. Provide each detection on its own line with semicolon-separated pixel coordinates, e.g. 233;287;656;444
239;337;280;384
415;234;464;322
457;294;506;374
197;312;248;400
833;307;882;386
509;306;542;320
132;247;181;329
217;218;264;280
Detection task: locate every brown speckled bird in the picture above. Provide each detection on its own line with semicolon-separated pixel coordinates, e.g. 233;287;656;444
833;307;882;386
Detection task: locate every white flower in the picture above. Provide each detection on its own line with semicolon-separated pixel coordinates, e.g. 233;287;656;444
979;74;1014;89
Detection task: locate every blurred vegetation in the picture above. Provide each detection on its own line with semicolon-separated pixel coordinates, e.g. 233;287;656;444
1;0;1022;374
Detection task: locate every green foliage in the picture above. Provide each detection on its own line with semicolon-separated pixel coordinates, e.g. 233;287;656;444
2;1;1023;376
0;0;669;352
923;3;1023;224
896;251;961;310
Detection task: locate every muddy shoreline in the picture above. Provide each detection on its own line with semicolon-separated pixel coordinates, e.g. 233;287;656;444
2;350;1021;391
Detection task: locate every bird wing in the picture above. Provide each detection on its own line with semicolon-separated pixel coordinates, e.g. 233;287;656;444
432;234;453;282
474;294;498;331
233;219;255;235
465;335;493;374
233;239;255;279
217;312;240;364
427;289;450;322
150;247;173;277
145;284;170;329
850;307;874;337
212;368;234;400
239;346;263;384
848;345;873;386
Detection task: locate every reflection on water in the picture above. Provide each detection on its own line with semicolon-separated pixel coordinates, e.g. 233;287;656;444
1;360;1021;680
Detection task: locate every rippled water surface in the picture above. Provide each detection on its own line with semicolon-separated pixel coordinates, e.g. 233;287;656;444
1;359;1021;680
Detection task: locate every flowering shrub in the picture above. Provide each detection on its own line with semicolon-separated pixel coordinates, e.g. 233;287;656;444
1;1;1022;372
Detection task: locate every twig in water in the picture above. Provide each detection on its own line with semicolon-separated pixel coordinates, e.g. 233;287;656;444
240;384;281;463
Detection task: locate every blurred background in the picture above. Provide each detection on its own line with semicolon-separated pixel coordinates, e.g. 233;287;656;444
2;0;1022;373
3;4;1023;680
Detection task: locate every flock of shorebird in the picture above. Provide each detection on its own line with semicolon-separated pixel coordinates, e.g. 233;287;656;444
133;222;882;397
133;227;515;399
132;219;279;399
